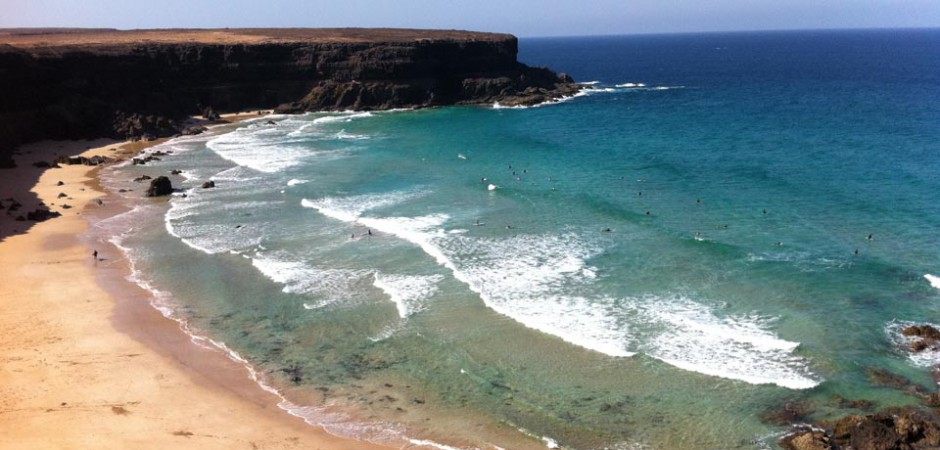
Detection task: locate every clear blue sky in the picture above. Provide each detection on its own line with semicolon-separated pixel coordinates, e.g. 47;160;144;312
3;0;939;37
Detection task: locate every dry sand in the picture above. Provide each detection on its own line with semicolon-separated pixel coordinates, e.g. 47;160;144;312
0;139;389;449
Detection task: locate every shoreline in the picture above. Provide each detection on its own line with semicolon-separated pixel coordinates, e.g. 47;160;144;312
0;131;391;449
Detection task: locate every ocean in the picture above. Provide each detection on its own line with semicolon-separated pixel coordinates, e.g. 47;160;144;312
93;28;940;449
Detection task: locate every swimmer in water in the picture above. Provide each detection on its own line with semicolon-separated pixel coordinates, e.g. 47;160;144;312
867;233;873;241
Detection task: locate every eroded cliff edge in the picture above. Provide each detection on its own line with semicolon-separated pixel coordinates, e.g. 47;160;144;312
0;28;579;166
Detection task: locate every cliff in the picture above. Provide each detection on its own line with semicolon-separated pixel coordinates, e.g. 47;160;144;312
0;28;578;165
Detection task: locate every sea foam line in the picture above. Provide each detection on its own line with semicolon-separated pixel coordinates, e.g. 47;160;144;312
102;210;468;450
634;296;819;389
302;195;635;358
301;192;818;388
373;273;444;319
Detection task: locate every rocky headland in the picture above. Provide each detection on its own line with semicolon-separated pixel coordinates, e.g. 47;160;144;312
0;28;579;166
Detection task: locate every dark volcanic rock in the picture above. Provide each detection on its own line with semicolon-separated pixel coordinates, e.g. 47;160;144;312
0;143;15;168
761;401;815;426
133;175;152;182
201;107;220;121
867;367;930;396
201;180;215;189
0;29;578;165
54;154;112;166
145;176;173;197
902;325;940;354
903;325;940;340
782;407;940;450
26;208;61;221
113;113;178;141
780;429;832;450
181;126;207;136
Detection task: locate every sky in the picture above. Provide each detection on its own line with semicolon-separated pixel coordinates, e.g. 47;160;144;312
2;0;939;37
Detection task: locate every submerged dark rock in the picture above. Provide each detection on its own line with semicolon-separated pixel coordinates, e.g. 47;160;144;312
145;176;173;197
201;180;215;189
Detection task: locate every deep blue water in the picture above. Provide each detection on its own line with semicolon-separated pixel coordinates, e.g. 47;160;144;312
100;29;940;449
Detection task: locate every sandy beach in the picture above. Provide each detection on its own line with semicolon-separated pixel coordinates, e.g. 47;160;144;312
0;137;389;449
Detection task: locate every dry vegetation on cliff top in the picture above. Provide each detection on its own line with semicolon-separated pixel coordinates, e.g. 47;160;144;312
0;28;514;53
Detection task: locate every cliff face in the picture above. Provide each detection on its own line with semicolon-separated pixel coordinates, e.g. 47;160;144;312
0;28;578;163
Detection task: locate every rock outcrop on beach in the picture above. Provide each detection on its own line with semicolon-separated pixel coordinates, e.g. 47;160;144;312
0;28;579;161
145;176;173;197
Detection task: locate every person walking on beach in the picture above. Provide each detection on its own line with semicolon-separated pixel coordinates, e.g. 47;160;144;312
92;250;98;262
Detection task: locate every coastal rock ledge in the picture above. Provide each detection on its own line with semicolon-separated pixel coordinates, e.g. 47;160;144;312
0;28;579;155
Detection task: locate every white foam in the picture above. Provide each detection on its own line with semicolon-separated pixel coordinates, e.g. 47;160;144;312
615;82;646;88
251;252;368;307
492;90;589;109
886;320;940;367
373;273;444;319
311;111;374;124
288;178;310;186
925;274;940;290
579;80;601;85
438;233;634;358
206;128;312;173
408;439;464;450
301;189;426;222
300;194;817;388
336;129;370;140
634;296;819;389
303;193;634;358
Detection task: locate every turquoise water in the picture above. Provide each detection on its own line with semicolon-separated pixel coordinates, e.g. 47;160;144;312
98;29;940;449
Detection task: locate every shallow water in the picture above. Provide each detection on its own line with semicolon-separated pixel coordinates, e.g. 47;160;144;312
97;29;940;449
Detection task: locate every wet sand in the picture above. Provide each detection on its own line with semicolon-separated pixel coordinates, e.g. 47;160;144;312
0;138;389;450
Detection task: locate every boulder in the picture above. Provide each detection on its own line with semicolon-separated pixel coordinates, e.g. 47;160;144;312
133;175;152;182
145;176;173;197
54;155;112;166
902;325;940;340
846;415;900;450
201;180;215;189
26;208;61;221
202;107;220;121
780;429;832;450
181;125;207;136
170;169;183;175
